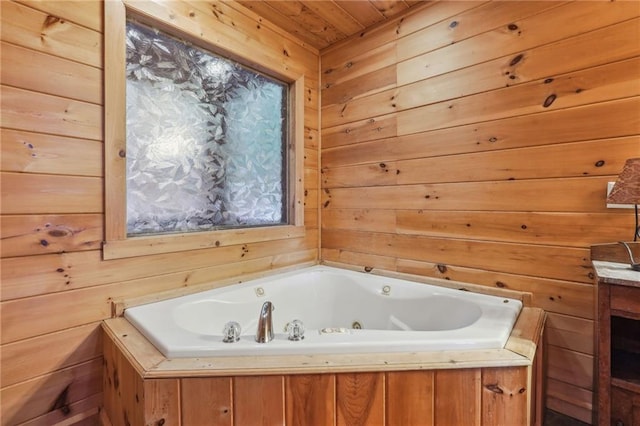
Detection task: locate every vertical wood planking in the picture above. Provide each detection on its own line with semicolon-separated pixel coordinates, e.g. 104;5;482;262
482;367;529;426
234;376;285;425
285;374;335;426
181;377;233;425
434;369;481;426
336;372;384;426
103;336;145;426
143;379;181;426
386;370;434;425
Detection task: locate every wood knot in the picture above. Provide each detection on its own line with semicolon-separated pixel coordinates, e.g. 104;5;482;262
118;149;126;158
508;23;519;31
43;16;62;29
485;384;503;394
437;264;447;273
509;54;524;66
48;229;69;237
364;266;373;272
542;94;557;108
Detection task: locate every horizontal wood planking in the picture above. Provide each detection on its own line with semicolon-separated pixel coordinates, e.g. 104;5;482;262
321;2;483;70
322;229;592;284
21;394;102;426
322;96;640;153
1;0;320;424
323;177;618;213
397;2;639;84
1;358;102;425
1;214;103;258
0;1;102;67
1;41;102;105
323;208;634;250
1;323;102;387
324;56;640;129
323;137;639;187
1;231;318;302
1;172;103;215
1;247;318;342
396;2;563;64
546;317;594;356
1;129;103;177
397;16;640;96
15;0;103;32
1;86;103;141
320;3;639;423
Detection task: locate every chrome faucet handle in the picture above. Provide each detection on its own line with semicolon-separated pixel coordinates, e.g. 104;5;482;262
286;319;305;341
222;321;241;343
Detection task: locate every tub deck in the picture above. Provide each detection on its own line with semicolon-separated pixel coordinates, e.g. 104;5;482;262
103;306;542;378
102;307;545;426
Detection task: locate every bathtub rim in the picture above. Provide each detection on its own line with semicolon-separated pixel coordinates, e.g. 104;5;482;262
102;305;544;379
111;261;531;317
104;262;544;379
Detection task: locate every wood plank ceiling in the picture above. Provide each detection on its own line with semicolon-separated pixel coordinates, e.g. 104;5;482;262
236;0;424;50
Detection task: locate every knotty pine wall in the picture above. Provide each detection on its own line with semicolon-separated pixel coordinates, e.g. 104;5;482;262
0;1;319;424
320;2;639;423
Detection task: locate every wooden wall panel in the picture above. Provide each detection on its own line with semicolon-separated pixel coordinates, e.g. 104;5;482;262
320;2;640;423
336;373;384;426
386;371;434;425
1;129;103;177
0;0;320;424
285;374;335;426
481;367;529;426
0;42;102;104
102;323;543;426
0;214;103;258
434;369;481;426
234;376;285;425
181;377;233;425
323;97;640;160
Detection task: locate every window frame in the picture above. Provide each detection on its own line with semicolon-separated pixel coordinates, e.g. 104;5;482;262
103;0;305;260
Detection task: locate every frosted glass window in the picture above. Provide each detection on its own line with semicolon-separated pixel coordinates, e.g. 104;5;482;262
125;21;288;236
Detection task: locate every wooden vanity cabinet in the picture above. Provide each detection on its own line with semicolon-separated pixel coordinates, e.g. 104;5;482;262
594;257;640;426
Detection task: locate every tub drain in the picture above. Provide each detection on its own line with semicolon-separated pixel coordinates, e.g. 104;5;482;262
352;321;362;329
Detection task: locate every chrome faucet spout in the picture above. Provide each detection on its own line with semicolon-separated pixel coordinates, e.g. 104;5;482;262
255;301;274;343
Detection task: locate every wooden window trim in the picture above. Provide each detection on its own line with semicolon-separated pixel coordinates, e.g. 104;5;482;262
103;0;305;260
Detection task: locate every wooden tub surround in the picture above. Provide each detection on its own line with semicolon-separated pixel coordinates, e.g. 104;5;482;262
102;295;545;425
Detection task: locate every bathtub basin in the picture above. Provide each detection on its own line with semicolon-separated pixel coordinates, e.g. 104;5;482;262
124;265;523;357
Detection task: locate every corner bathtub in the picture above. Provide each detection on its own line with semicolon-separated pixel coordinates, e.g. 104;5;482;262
124;265;522;357
103;265;546;426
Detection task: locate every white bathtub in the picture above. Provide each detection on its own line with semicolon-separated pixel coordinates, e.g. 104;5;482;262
124;265;523;357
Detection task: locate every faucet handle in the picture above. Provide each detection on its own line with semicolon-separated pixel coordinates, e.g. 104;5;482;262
222;321;241;343
286;319;305;341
